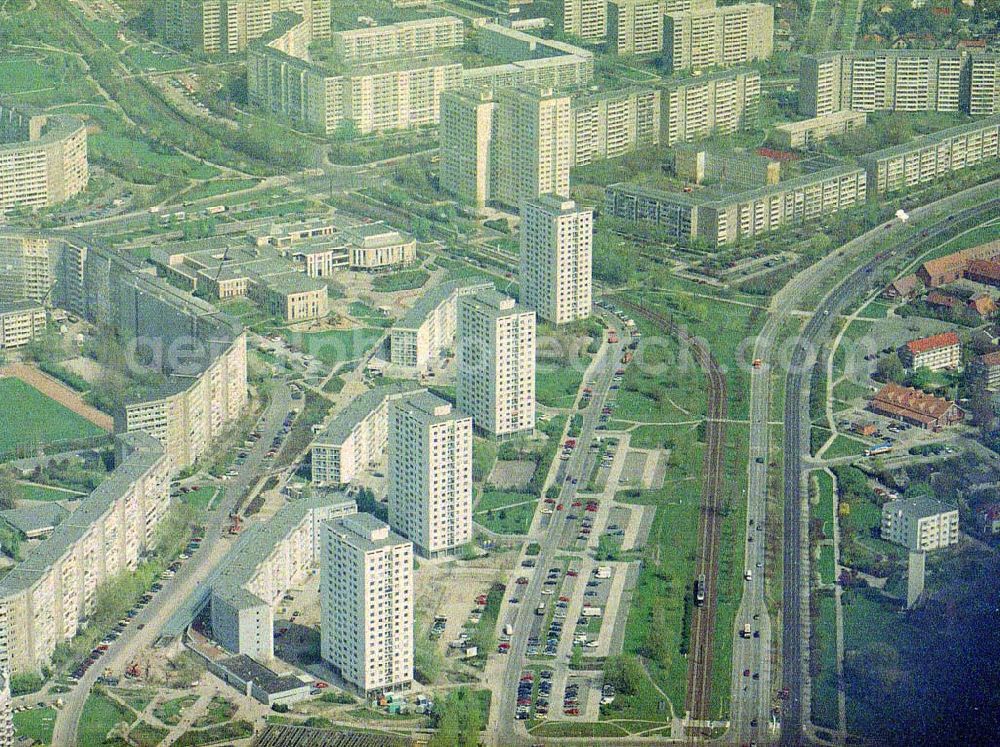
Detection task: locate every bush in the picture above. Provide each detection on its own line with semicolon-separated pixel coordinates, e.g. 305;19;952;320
10;672;44;696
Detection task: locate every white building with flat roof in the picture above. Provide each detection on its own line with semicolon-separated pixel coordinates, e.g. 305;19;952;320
457;290;536;438
881;496;959;552
520;196;592;325
321;513;413;697
388;391;472;557
0;301;45;349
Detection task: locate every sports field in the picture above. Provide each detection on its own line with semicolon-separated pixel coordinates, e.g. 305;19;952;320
0;378;105;454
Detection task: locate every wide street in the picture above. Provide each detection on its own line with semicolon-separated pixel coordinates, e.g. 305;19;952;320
50;381;293;746
485;313;627;745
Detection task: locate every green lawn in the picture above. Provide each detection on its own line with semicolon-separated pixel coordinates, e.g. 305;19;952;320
0;379;106;455
475;500;536;534
371;269;429;292
13;706;56;745
811;592;840;729
814;470;836;538
475;490;535;513
153;694;198;726
130;720;170;747
822;434;869;460
79;693;136;746
536;366;585;409
172;179;261;204
819;544;836;585
292;328;384;365
0;57;63;94
17;482;84;502
191;696;236;728
181;485;219;511
90;132;220;181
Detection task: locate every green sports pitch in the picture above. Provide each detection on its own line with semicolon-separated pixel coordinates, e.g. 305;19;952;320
0;378;106;455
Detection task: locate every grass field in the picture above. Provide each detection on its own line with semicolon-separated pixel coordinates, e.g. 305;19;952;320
181;485;219;511
172;178;261;204
811;592;840;729
819;544;836;585
536;367;586;409
371;269;429;292
79;693;136;746
814;470;836;538
90;132;220;181
130;720;170;747
475;500;536;534
292;328;384;366
0;379;105;454
13;706;56;745
18;483;84;502
821;434;869;460
475;490;535;513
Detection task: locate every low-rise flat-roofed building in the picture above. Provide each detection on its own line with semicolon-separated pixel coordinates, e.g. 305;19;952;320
868;383;963;431
0;503;68;540
249;216;340;248
770;110;868;149
660;70;761;146
860;114;1000;197
389;278;494;371
0;433;169;675
899;331;960;371
663;3;774;73
210;494;356;661
321;513;413;696
881;496;959;552
388;392;472;557
605;163;866;246
571;87;661;165
344;223;417;271
311;384;423;486
151;243;329;321
0;104;87;215
0;301;46;349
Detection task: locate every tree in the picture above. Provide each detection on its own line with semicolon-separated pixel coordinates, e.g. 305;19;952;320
876;352;906;384
0;472;21;510
603;654;646;695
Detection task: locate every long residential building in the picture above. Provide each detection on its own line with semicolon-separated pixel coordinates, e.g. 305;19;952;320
860;114;1000;196
155;0;331;55
0;236;57;304
0;105;87;214
606;164;866;246
321;513;413;697
0;433;169;675
799;49;1000;117
249;17;591;135
310;384;423;486
0;301;45;350
663;3;774;73
607;0;664;56
571;87;661;165
331;17;464;65
660;70;761;146
210;494;356;661
388;392;473;557
457;290;536;438
389;278;494;370
520;196;593;325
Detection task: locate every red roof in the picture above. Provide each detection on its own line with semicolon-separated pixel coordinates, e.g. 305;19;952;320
870;383;958;426
967;259;1000;283
756;147;798;162
926;291;962;309
906;331;960;355
977;351;1000;367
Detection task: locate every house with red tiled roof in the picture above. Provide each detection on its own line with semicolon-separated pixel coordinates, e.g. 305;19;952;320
968;294;997;319
966;259;1000;287
917;240;1000;287
884;273;920;299
926;291;963;312
899;331;961;371
869;383;963;431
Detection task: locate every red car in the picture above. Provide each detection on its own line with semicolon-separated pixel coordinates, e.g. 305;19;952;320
544;498;556;504
516;577;529;585
571;501;582;508
559;596;570;602
315;681;329;689
556;504;564;511
585;505;598;512
566;569;579;577
743;669;751;677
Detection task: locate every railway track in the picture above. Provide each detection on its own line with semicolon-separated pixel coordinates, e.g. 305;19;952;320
619;299;728;731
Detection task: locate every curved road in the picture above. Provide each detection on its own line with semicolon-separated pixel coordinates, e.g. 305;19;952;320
777;191;1000;747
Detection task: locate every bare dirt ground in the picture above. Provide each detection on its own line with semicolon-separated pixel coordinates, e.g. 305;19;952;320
0;363;113;430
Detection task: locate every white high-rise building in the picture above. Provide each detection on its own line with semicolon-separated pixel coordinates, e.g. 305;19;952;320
388;391;473;557
457;290;536;438
520;196;593;325
320;513;413;697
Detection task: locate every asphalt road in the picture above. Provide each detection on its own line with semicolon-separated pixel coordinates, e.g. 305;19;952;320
486;315;626;745
51;381;292;746
778;194;1000;747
